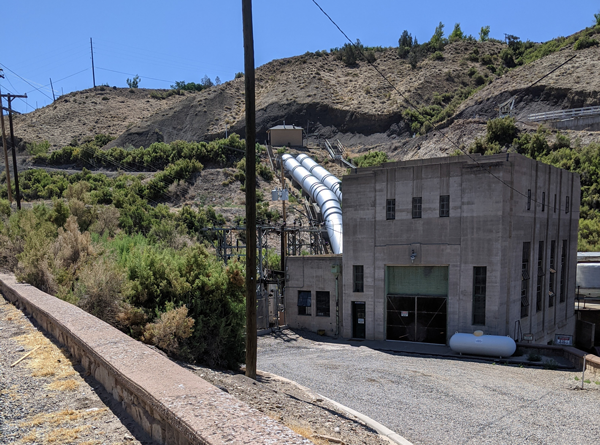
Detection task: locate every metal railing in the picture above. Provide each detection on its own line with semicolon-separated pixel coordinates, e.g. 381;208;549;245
528;106;600;122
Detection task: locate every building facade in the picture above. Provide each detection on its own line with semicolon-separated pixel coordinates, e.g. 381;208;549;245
267;125;304;147
341;153;580;345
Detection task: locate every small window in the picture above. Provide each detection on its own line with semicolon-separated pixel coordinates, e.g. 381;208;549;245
297;291;311;316
536;241;544;313
386;199;395;220
316;291;330;317
473;267;486;325
521;242;531;318
554;194;557;213
527;189;531;210
542;192;545;212
439;195;450;217
353;265;364;292
412;197;422;219
565;196;570;214
549;240;556;307
559;240;567;303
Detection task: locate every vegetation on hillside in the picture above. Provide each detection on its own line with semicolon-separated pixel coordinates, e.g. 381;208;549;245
469;117;600;251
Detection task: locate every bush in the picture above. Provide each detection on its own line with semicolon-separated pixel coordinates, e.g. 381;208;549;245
431;51;444;61
448;23;465;43
126;75;140;88
429;22;446;51
574;36;599;50
235;72;244;79
142;304;194;356
26;140;50;156
76;257;125;325
354;151;389;168
486;117;518;147
479;25;490;42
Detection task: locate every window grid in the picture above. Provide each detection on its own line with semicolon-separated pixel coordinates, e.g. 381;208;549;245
297;291;311;316
412;197;422;219
549;240;556;307
473;267;487;325
521;242;530;318
316;291;330;317
386;199;396;220
439;195;450;217
560;240;567;303
353;265;364;293
536;241;544;313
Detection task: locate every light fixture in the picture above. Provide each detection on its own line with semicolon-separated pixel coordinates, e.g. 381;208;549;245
410;249;416;263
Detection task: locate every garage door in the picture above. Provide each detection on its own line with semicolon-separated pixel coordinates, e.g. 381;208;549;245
386;266;448;344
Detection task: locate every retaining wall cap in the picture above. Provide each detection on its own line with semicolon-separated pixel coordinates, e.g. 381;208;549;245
0;273;308;444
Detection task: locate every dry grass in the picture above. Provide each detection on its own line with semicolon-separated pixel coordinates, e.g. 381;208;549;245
22;408;107;428
19;432;38;443
287;423;328;445
14;331;77;379
45;426;90;443
47;379;80;391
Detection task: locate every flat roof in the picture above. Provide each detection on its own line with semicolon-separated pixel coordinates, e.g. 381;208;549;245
268;125;303;131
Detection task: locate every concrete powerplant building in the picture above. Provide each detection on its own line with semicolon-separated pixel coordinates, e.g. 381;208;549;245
285;153;580;346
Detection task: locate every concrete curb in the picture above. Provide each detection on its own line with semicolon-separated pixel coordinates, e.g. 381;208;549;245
258;370;414;445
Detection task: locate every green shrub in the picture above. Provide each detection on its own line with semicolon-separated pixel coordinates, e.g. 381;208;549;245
431;51;444;61
574;36;599;50
235;72;244;79
354;151;389;168
486;117;518;147
479;25;490;42
448;23;465;43
26;140;50;156
126;75;140;88
527;352;542;362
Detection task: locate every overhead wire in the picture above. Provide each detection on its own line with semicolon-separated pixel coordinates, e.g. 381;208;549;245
309;0;579;214
96;67;176;84
0;63;54;101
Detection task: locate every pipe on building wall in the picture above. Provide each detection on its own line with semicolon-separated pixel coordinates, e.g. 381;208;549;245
282;154;343;254
296;154;342;202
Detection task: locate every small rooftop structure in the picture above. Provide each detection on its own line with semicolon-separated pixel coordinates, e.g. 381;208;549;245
267;124;304;147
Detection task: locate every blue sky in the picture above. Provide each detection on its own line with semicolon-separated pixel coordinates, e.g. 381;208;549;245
2;0;599;114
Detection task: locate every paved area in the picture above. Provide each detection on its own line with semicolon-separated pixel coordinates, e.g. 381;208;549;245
258;329;600;445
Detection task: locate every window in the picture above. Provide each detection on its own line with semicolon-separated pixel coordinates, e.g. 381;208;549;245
527;189;531;210
439;195;450;217
386;199;395;220
542;192;545;212
297;291;311;316
473;267;487;325
554;194;557;213
566;196;570;214
521;242;531;318
412;197;422;219
560;240;567;303
536;241;544;313
549;240;556;307
316;291;330;317
353;265;364;292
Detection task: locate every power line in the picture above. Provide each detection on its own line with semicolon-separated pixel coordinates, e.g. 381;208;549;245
0;63;54;101
309;0;578;214
96;67;175;84
25;68;89;96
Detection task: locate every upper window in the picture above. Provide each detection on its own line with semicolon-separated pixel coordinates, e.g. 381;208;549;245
439;195;450;217
412;197;422;219
542;192;545;212
297;291;311;316
527;189;531;211
473;266;487;325
566;196;570;214
316;291;330;317
386;199;395;220
521;242;531;318
353;265;364;293
554;194;557;213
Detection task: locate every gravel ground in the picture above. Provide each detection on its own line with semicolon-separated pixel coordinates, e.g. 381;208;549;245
0;296;155;445
257;329;600;445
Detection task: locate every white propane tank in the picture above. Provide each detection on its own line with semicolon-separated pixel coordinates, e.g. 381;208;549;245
449;332;516;357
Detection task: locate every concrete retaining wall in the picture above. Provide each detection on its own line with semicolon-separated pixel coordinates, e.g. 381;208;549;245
0;273;308;445
517;342;600;376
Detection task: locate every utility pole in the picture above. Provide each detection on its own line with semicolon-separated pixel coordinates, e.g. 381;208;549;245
49;78;56;102
5;93;26;209
0;89;13;203
280;162;287;273
90;38;96;89
242;0;257;380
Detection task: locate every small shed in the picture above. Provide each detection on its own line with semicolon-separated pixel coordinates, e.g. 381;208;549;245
267;125;304;147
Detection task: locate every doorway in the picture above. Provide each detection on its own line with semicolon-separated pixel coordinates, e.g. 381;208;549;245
386;296;447;344
352;301;366;339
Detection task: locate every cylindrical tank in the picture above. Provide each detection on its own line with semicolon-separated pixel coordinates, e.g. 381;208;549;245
296;154;343;202
449;333;516;357
576;263;600;289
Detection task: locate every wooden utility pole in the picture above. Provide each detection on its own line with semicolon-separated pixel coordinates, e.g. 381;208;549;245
49;78;56;102
90;38;96;89
242;0;257;380
5;93;26;209
280;162;287;273
0;89;13;203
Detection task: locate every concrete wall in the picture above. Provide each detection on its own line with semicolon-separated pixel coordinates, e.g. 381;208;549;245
269;129;303;147
285;255;342;335
341;153;580;344
0;273;307;445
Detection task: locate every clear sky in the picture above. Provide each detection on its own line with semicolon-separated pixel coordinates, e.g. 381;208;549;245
2;0;599;114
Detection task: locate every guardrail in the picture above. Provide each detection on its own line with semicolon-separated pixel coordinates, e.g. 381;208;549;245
528;106;600;122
